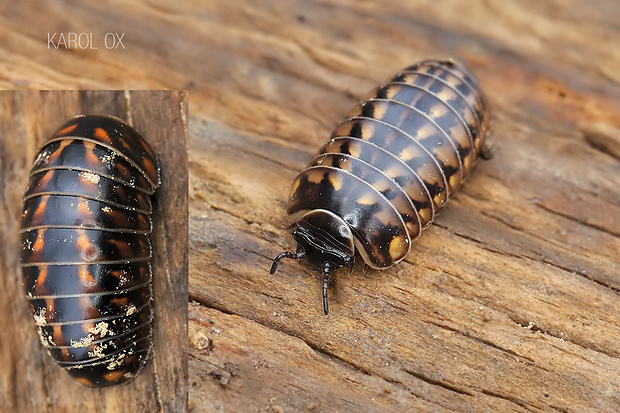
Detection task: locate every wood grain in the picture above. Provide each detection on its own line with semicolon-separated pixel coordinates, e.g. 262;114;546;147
0;90;188;412
1;0;620;412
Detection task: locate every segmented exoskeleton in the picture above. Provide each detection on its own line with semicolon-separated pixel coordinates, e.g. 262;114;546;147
20;115;160;387
271;59;492;315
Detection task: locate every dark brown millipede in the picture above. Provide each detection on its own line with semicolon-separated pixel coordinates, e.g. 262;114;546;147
20;114;160;387
271;59;492;315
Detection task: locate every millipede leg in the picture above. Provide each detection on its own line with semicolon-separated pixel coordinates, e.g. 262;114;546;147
269;248;305;275
322;261;333;316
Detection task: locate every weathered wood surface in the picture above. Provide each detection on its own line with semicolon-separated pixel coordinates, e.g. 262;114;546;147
1;0;620;412
0;90;188;412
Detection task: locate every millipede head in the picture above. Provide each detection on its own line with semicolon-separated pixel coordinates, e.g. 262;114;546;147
270;209;355;315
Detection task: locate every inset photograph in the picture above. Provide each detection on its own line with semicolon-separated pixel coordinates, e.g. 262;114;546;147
0;90;188;412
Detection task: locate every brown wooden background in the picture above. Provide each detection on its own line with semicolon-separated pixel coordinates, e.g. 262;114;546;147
1;0;620;412
0;91;188;412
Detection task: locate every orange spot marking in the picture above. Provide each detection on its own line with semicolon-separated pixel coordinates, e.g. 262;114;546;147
74;377;95;387
115;163;130;180
416;123;435;140
79;297;99;318
104;371;126;382
110;269;123;281
83;140;101;167
33;229;46;253
140;139;155;158
434;194;446;209
34;266;48;290
55;124;78;137
110;297;130;308
449;175;460;192
52;326;64;346
288;177;301;199
418;207;432;225
94;127;113;144
436;87;455;102
119;138;132;151
44;299;55;322
341;141;361;158
373;101;389;119
105;210;123;228
78;265;97;288
137;264;148;277
399;147;416;161
329;173;344;191
389;234;409;260
77;199;92;219
32;196;49;225
357;193;377;205
137;215;148;231
50;140;73;164
463;156;472;173
33;171;54;192
107;239;133;259
140;157;157;184
76;230;98;262
361;121;376;138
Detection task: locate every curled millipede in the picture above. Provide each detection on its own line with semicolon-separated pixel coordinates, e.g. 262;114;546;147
20;114;160;387
271;59;492;315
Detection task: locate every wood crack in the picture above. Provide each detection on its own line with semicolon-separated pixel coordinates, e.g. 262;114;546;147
401;368;475;397
243;144;303;175
581;125;620;161
533;201;620;238
535;256;619;294
478;389;540;412
425;320;537;364
506;315;620;361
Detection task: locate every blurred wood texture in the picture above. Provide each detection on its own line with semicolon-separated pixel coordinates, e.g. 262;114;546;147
0;90;188;412
1;0;620;412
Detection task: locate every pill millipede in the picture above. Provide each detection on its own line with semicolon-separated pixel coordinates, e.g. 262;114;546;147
271;58;492;315
20;114;160;387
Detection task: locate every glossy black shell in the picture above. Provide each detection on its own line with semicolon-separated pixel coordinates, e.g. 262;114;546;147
20;115;160;387
288;59;491;269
